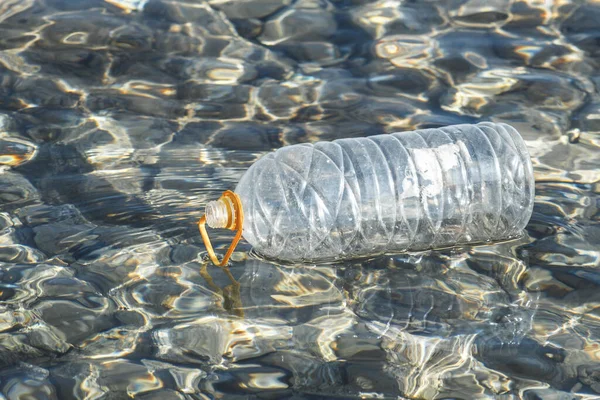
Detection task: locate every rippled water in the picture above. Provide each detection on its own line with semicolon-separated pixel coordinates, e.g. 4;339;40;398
0;0;599;398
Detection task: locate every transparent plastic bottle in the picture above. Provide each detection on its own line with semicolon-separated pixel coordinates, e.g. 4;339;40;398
205;122;535;263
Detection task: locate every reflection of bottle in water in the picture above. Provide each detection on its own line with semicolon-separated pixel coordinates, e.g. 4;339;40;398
203;122;534;263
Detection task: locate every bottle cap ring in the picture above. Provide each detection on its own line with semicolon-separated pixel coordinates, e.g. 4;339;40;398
198;190;244;267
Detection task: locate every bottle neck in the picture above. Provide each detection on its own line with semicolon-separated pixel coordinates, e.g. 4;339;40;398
205;197;235;229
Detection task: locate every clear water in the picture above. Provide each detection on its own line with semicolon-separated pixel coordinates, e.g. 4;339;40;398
0;0;598;399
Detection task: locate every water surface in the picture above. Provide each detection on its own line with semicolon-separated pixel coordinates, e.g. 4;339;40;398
0;0;599;398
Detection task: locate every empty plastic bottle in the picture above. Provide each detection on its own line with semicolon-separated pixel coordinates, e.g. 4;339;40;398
200;122;534;264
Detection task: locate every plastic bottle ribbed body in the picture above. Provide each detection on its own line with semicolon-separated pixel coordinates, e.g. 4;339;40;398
234;122;535;262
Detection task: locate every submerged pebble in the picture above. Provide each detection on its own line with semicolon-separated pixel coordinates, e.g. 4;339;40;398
0;137;37;167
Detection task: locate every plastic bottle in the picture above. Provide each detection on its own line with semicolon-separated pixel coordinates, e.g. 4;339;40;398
199;122;534;265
